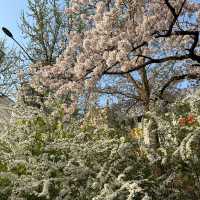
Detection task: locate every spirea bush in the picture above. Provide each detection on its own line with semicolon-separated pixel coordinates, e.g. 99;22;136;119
0;103;152;200
0;89;200;200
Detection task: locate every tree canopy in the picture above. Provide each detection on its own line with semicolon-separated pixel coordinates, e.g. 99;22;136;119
32;0;200;115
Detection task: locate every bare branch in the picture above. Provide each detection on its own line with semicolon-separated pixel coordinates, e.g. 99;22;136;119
159;73;200;98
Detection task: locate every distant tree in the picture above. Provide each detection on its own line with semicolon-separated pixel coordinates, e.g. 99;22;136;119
0;39;21;97
20;0;71;66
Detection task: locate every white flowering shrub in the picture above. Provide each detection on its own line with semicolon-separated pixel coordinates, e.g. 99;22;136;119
0;102;153;200
143;89;200;199
0;89;200;199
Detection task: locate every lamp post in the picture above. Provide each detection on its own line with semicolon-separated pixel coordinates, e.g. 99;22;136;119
2;27;35;63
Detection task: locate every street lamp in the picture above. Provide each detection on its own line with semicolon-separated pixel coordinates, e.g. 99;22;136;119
2;27;35;63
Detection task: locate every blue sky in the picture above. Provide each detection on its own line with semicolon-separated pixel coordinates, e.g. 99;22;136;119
0;1;27;47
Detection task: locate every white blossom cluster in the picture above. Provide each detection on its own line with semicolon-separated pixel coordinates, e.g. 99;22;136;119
0;88;199;199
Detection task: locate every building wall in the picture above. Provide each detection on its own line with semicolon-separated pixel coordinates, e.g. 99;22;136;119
0;95;14;130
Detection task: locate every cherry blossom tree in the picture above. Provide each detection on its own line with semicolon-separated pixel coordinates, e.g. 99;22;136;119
33;0;200;115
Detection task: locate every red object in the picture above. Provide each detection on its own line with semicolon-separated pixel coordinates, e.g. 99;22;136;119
187;113;196;125
178;113;197;127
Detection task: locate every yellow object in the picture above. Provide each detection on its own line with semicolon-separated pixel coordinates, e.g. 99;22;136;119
129;128;143;140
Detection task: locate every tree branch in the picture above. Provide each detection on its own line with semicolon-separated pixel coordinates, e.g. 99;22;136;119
159;73;200;98
104;54;191;75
